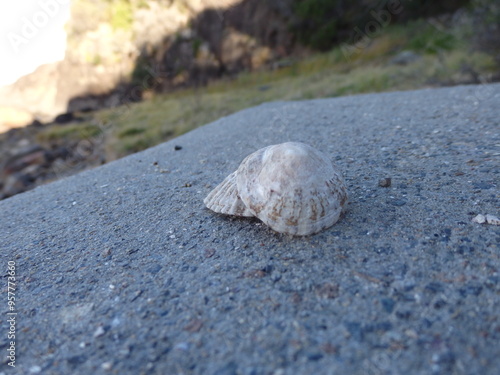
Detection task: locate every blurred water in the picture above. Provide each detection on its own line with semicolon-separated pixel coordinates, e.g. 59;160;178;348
0;0;71;86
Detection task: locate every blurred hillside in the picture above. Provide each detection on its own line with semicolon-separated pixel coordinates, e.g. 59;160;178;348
0;0;499;199
2;0;498;127
0;0;245;125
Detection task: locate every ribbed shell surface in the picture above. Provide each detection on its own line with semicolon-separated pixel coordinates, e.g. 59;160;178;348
204;142;348;236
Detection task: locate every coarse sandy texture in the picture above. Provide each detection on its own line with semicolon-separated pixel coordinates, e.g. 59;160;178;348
1;83;499;375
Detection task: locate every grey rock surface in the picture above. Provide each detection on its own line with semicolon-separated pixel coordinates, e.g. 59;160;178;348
1;83;499;375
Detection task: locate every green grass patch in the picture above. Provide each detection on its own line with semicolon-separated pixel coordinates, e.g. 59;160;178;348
37;123;102;143
117;126;146;138
406;20;459;53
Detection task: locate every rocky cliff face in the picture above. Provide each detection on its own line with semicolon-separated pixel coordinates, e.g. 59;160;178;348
0;0;296;128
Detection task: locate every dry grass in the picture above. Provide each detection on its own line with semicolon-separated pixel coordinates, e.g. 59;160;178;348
37;20;497;160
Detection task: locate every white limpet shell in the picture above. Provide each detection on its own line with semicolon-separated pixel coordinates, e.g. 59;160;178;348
204;142;348;236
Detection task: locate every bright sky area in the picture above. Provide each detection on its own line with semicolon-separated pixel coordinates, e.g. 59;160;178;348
0;0;71;86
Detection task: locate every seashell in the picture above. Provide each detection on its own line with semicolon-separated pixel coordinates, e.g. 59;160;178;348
204;142;348;236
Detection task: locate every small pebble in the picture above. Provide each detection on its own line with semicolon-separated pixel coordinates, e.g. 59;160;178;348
174;342;189;351
379;178;392;187
174;145;182;150
472;214;486;224
315;283;339;299
93;326;105;338
184;318;203;333
101;362;113;371
472;213;500;225
485;214;500;225
29;366;42;374
204;248;215;258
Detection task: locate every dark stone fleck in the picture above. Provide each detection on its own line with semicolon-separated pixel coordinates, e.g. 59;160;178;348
425;282;445;293
261;264;274;274
396;310;411;320
434;299;447;309
307;352;324;361
184;318;203;333
459;284;483;297
321;343;338;354
381;298;395;313
174;145;183;150
204;248;216;258
316;283;339;299
66;355;87;366
130;290;143;302
485;276;499;290
421;318;433;328
379;178;392;187
440;229;451;242
345;321;363;341
457;245;474;254
291;292;302;304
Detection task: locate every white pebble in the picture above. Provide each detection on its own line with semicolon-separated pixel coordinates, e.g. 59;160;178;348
93;326;105;338
29;366;42;374
101;362;113;371
472;214;486;224
485;214;500;225
472;214;500;225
